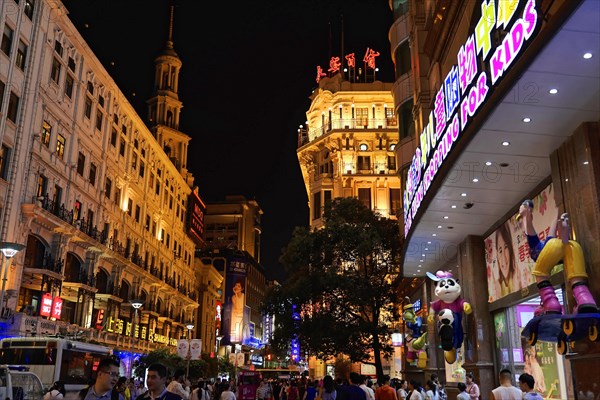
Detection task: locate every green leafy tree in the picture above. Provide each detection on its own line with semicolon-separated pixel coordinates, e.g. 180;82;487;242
134;348;208;381
263;198;401;380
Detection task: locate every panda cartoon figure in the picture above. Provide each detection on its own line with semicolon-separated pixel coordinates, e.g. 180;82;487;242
426;270;473;363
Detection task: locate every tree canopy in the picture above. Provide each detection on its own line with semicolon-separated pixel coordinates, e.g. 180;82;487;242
262;197;401;379
134;348;213;380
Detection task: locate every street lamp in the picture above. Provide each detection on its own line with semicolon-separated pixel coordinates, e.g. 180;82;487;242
185;322;195;379
215;334;223;378
215;334;223;355
130;300;143;378
0;242;25;318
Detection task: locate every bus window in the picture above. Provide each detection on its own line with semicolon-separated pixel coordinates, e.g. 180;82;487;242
60;350;99;385
0;348;57;365
0;338;112;392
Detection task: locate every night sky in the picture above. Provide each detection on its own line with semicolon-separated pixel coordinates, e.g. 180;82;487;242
62;0;395;282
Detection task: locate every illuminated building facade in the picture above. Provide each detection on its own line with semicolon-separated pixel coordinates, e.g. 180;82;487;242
297;74;401;229
296;70;400;378
392;0;600;397
199;196;268;361
195;256;224;356
0;0;201;366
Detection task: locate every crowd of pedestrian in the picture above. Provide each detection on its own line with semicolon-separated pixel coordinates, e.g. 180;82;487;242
61;357;549;400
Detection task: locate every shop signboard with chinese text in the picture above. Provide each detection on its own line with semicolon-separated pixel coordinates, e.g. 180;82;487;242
403;0;540;236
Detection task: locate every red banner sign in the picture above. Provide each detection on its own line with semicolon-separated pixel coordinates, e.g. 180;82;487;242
95;309;105;329
51;296;63;319
40;293;53;317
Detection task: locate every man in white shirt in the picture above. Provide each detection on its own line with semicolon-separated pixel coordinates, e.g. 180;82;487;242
359;375;375;400
167;370;191;400
490;369;522;400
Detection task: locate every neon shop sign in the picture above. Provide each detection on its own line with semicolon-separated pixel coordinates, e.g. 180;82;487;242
403;0;539;236
316;48;380;83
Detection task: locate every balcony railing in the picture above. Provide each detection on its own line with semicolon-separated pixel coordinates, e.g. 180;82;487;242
341;163;398;175
33;196;199;302
23;254;63;273
298;117;398;147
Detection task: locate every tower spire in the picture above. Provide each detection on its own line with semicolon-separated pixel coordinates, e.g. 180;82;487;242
168;5;175;44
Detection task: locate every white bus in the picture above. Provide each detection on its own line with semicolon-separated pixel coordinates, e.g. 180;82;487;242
0;337;113;393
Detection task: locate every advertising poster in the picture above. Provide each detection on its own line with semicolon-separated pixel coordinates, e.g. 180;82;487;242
177;339;189;359
518;304;565;399
223;259;247;344
190;339;202;360
494;312;512;369
486;183;559;302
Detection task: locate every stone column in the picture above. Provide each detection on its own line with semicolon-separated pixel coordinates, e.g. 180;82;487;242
550;121;600;362
550;121;600;304
458;235;495;397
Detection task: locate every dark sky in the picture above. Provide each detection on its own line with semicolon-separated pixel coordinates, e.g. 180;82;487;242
62;0;394;282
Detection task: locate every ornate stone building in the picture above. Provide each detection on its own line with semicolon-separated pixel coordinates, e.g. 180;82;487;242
0;0;201;365
297;74;401;227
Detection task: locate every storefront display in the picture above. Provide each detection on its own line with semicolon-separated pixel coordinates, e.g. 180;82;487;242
485;184;559;302
492;299;567;399
426;271;472;363
518;303;567;399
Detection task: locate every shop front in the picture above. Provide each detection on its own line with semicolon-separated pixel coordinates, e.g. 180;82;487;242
399;0;599;398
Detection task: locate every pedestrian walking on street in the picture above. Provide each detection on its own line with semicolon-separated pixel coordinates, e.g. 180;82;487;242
374;375;396;400
424;381;438;400
465;373;480;400
304;380;318;400
406;381;423;400
489;369;522;400
136;363;183;400
359;376;374;400
79;358;124;400
344;373;366;400
168;370;191;400
456;383;469;400
396;380;407;400
518;373;543;400
429;375;445;400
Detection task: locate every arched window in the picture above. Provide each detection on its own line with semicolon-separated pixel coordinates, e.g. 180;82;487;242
95;268;110;294
119;279;130;301
64;252;82;282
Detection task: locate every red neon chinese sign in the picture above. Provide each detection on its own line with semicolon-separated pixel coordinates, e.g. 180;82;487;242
316;66;327;83
51;296;63;319
345;53;356;68
40;293;53;317
328;57;341;74
363;48;380;69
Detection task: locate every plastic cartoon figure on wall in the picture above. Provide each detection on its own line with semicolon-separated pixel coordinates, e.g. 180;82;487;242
519;201;600;353
403;296;427;364
426;270;472;363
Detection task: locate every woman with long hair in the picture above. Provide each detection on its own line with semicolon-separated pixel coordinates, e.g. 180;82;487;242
321;376;336;400
495;224;518;296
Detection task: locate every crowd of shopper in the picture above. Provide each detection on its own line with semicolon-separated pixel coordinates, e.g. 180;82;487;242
67;358;550;400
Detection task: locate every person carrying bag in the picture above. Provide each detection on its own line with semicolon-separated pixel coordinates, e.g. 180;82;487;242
44;381;66;400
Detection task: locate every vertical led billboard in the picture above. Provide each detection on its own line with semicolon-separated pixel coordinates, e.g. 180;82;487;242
223;259;247;344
